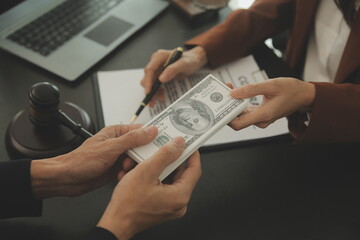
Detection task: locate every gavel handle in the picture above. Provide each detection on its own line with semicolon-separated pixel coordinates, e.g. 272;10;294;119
55;109;93;139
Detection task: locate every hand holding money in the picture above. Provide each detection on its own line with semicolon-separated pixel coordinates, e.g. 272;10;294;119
128;74;249;180
229;77;315;130
98;136;201;240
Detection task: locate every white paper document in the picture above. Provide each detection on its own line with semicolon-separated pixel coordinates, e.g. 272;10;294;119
97;55;289;148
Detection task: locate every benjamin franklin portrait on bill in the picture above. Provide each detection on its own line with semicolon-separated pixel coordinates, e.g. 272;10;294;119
170;99;214;135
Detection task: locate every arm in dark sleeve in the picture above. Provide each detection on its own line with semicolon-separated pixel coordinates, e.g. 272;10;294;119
288;82;360;143
86;227;118;240
185;0;295;68
0;159;42;219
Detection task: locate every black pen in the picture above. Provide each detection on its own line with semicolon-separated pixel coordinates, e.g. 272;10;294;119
130;47;183;123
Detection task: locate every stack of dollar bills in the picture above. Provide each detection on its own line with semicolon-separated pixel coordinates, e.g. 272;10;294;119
127;74;249;180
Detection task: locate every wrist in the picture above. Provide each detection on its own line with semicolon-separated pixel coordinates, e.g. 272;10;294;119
300;82;316;112
97;202;135;240
30;155;67;199
193;45;208;67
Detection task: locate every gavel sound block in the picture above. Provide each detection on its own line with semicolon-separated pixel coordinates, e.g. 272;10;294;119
5;82;94;159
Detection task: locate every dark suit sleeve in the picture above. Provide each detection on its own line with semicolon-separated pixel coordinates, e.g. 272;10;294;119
87;227;118;240
0;159;43;219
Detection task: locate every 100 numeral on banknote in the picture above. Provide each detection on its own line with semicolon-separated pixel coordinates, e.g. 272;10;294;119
127;74;249;180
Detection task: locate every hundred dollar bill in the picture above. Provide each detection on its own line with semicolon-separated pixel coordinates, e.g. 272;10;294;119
127;74;249;181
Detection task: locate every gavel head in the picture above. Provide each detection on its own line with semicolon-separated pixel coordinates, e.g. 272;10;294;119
29;82;60;127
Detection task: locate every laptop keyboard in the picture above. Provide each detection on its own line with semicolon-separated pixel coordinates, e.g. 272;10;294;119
7;0;123;56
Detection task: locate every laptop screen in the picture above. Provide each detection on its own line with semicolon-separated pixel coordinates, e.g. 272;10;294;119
0;0;25;14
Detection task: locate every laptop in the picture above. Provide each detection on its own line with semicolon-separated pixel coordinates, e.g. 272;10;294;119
0;0;168;81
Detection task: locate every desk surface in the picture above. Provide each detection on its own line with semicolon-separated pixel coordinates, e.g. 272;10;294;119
1;5;360;240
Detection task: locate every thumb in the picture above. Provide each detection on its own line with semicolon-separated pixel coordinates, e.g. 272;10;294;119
143;137;186;180
142;71;157;94
159;60;185;83
111;126;158;154
230;82;273;99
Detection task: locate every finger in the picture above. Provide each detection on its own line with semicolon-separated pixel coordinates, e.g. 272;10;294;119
107;158;124;180
117;170;126;180
157;88;166;102
110;126;158;154
159;53;198;83
159;60;184;83
172;151;201;192
117;158;138;180
230;81;275;99
148;93;158;107
148;88;166;107
162;163;187;184
122;157;137;172
226;82;233;89
140;78;145;88
255;121;273;129
148;98;157;108
171;164;187;182
96;124;144;139
228;117;252;131
228;106;267;131
143;50;171;93
142;70;157;94
142;71;156;94
143;137;186;180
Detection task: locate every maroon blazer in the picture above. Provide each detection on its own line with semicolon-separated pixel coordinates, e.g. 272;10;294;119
186;0;360;143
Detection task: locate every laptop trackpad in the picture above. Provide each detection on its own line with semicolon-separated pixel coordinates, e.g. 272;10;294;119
84;16;133;47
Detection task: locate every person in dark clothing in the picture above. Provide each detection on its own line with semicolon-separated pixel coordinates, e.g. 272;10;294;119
0;124;201;240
